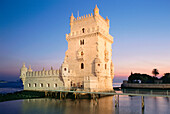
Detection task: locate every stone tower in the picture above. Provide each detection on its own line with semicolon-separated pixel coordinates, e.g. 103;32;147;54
65;5;114;91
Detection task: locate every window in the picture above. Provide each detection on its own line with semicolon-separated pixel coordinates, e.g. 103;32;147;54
33;83;37;87
105;64;107;69
71;81;73;87
54;84;57;88
81;51;84;56
64;68;67;71
98;64;100;66
81;63;84;69
28;83;31;87
40;83;43;87
82;28;85;33
47;83;50;87
80;39;84;45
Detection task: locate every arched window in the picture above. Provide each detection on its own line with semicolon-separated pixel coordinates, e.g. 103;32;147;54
47;83;50;87
28;83;31;87
64;68;67;71
54;84;57;87
40;83;43;87
81;51;84;56
33;83;37;87
81;63;84;69
82;28;85;33
105;64;107;70
80;39;84;45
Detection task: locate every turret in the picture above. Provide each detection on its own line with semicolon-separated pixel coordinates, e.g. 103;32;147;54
93;5;99;16
61;57;69;76
20;63;27;76
106;16;109;26
70;13;74;32
28;65;32;72
20;63;28;85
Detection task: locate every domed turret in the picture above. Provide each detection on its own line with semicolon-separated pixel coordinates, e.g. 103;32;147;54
93;5;99;16
70;13;74;32
20;63;27;76
61;57;69;76
20;63;28;85
106;16;109;26
28;65;32;72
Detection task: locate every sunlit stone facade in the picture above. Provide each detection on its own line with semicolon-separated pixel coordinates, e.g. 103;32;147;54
20;5;114;92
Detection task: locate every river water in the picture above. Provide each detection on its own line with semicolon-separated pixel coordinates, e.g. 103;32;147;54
0;95;170;114
0;82;170;114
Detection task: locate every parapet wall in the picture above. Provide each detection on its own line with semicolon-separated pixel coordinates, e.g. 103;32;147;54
73;13;93;21
26;70;60;77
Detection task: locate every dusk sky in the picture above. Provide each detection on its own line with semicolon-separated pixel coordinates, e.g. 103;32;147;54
0;0;170;81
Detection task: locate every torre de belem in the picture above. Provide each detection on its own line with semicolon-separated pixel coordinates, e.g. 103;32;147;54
20;5;114;92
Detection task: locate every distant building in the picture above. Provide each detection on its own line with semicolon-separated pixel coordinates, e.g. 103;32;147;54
20;5;114;92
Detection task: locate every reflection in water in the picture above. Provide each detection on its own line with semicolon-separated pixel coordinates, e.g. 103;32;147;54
22;97;115;114
0;95;170;114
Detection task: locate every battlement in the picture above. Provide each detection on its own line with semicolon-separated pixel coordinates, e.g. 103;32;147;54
26;69;60;77
72;14;108;25
73;13;93;21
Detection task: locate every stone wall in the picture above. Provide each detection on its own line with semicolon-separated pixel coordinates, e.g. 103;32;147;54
24;76;65;91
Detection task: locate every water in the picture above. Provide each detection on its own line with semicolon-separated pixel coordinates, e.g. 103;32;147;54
0;96;170;114
0;88;22;94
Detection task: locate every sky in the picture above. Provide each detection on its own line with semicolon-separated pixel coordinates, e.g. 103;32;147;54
0;0;170;81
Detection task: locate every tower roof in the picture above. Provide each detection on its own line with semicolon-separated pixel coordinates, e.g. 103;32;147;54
22;62;26;68
94;5;99;11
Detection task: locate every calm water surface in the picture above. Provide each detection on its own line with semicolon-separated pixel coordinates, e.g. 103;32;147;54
0;96;170;114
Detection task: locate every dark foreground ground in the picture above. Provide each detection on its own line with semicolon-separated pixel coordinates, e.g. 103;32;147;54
0;90;107;102
0;91;45;102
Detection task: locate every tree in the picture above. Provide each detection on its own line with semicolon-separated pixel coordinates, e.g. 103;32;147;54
160;73;170;83
152;69;159;77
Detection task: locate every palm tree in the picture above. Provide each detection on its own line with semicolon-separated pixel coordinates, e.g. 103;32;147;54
152;69;159;77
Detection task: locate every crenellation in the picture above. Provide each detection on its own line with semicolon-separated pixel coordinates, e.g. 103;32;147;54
26;72;29;76
45;71;48;76
56;70;59;75
48;70;51;75
29;72;31;76
35;71;38;76
42;71;44;76
38;71;41;76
